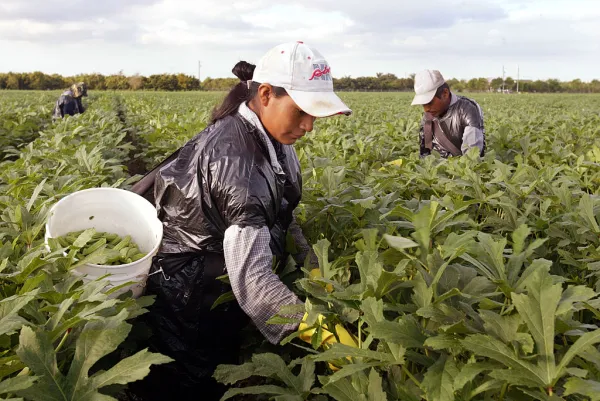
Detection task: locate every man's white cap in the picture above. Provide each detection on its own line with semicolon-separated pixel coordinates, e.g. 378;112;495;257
411;69;446;106
251;41;352;118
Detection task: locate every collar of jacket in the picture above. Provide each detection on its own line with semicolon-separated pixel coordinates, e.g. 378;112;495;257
237;102;284;175
449;92;458;107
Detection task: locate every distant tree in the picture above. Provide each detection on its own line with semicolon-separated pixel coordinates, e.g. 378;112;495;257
547;79;562;93
28;71;48;90
0;70;598;93
504;77;515;91
105;73;130;90
128;74;145;90
5;73;22;90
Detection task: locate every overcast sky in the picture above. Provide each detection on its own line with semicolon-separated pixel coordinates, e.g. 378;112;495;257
0;0;598;81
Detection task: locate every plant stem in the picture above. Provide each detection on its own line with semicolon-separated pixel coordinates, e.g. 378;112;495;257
499;383;508;400
55;328;71;354
402;364;421;388
358;317;363;348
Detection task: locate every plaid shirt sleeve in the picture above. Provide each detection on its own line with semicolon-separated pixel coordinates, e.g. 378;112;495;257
223;224;304;344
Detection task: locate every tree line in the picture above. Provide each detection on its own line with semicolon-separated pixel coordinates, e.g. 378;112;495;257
1;71;599;93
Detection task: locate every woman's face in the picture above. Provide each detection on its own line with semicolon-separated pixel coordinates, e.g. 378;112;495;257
253;84;316;145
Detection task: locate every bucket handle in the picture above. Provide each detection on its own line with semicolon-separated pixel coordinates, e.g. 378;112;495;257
147;258;171;281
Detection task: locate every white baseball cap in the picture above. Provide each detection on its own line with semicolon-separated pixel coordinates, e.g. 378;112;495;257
251;41;352;118
411;69;446;106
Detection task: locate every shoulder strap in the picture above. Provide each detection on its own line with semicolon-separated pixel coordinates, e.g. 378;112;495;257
433;120;462;156
423;120;434;152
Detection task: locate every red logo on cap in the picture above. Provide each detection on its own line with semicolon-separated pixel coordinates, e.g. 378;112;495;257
309;65;331;81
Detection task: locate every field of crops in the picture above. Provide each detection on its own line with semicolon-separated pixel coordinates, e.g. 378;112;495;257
1;90;600;401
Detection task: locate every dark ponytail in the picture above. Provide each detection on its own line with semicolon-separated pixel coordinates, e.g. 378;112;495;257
211;61;256;123
211;60;288;124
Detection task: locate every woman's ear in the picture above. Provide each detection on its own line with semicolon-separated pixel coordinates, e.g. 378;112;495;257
257;83;274;107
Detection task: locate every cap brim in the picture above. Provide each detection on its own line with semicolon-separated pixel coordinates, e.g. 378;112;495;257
287;89;352;118
411;89;436;106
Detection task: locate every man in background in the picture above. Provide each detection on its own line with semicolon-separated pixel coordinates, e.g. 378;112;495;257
53;82;88;119
411;70;485;158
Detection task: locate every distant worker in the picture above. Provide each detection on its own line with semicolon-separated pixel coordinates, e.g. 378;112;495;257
411;70;485;158
52;82;87;119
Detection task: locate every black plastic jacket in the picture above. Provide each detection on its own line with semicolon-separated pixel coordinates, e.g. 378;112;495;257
52;90;85;119
154;113;302;259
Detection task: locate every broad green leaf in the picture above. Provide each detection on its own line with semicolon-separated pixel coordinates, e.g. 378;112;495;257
15;326;66;401
18;309;169;401
417;303;464;326
65;311;134;397
210;290;235;310
356;250;382;293
565;367;588;378
252;353;299;388
369;316;425;349
579;193;600;233
454;361;499;390
424;334;463;351
383;234;418;251
0;355;26;381
213;362;256;385
375;269;407;299
221;385;302;401
556;329;600;377
89;349;172;390
26;178;47;212
320;363;379;386
463;379;504;401
462;276;495;297
579;345;600;370
361;298;383;326
322;377;364;401
367;369;387;401
411;272;432;309
0;293;36;336
313;239;333;280
461;334;546;386
479;310;522;345
411;201;440;254
514;258;552;292
19;272;47;295
511;224;531;256
474;232;507;282
422;354;458;401
434;288;462;305
298;359;315;393
515;332;535;354
555;285;597;316
564;377;600;401
511;268;562;385
439;231;477;262
489;369;549;388
44;298;75;333
0;376;38;395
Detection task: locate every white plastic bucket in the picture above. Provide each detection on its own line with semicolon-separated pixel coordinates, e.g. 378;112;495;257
45;187;163;298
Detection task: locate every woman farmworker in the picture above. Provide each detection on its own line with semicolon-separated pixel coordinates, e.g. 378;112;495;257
130;42;353;401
